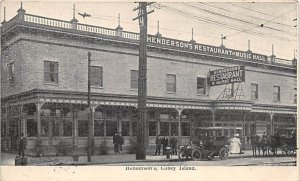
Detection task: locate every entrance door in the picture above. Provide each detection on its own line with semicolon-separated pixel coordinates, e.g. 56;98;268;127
9;118;21;150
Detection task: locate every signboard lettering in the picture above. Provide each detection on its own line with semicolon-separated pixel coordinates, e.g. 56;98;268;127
208;66;245;86
147;35;267;61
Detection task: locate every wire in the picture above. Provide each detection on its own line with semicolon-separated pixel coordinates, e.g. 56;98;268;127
183;2;296;36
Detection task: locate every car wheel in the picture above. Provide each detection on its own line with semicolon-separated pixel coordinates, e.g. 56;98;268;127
191;149;202;161
219;148;229;160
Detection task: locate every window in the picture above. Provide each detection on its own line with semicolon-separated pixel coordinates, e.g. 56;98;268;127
166;74;176;92
63;119;72;137
52;119;60;137
106;121;117;136
8;62;14;85
273;86;280;101
94;120;104;136
44;61;58;83
122;121;130;136
41;119;49;137
294;87;297;104
160;122;169;136
91;66;103;87
251;83;258;100
27;119;37;137
170;122;178;136
197;77;206;95
78;120;88;137
181;122;190;136
149;121;157;136
131;70;138;89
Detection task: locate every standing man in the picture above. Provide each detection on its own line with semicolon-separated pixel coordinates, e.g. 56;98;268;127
119;133;124;152
161;136;168;155
170;134;178;155
19;133;27;157
155;135;161;155
113;132;119;153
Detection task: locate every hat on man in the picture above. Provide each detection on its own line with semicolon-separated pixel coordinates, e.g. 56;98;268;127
234;133;239;137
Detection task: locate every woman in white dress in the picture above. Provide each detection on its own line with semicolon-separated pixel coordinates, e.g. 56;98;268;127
230;133;241;154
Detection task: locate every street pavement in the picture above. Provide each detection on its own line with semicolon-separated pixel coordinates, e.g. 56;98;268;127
0;149;296;166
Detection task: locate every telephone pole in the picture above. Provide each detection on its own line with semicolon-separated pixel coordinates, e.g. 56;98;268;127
133;2;154;160
87;52;92;162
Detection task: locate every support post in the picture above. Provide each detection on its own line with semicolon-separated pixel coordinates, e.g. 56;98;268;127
87;52;92;162
270;113;274;135
176;109;183;145
36;103;42;142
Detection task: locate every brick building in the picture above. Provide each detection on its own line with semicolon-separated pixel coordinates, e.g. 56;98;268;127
1;6;297;155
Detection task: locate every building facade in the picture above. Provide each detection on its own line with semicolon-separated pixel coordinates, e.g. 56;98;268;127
1;7;297;155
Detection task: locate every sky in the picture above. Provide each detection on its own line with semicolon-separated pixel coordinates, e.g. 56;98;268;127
0;1;298;60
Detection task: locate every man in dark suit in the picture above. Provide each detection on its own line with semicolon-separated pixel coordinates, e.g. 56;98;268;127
161;136;168;155
19;133;27;157
170;134;178;155
155;135;161;155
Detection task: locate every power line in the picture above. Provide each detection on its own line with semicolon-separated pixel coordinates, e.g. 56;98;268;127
183;2;296;37
199;2;294;28
160;4;296;42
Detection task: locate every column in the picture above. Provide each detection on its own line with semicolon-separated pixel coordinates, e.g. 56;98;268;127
4;106;9;149
211;110;216;136
20;105;26;136
176;109;183;145
36;103;42;141
117;107;122;134
269;113;274;135
156;110;160;136
73;108;78;146
91;106;95;136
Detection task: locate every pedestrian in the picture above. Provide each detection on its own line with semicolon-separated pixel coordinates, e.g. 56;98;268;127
161;136;168;155
19;133;27;157
113;132;119;153
155;135;161;155
170;134;178;155
119;133;124;152
230;133;241;154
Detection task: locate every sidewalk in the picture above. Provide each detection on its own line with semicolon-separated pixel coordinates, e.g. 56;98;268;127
1;149;261;166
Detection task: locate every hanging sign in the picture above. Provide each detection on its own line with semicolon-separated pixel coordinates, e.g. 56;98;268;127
208;65;245;86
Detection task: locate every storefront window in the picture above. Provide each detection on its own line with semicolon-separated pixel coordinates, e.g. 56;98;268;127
41;119;49;137
160;122;169;136
106;121;117;136
27;119;37;137
78;120;88;137
181;122;190;136
149;121;157;136
170;122;178;136
52;119;60;137
122;121;130;136
94;120;104;136
63;119;72;137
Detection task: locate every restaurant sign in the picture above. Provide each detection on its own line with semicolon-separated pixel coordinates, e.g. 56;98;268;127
208;66;245;86
147;35;267;61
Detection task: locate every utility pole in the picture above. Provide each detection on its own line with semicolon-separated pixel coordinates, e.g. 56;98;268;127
87;52;92;162
133;2;154;160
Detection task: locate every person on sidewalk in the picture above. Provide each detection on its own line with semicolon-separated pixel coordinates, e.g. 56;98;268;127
113;132;120;153
155;135;161;155
119;134;124;152
18;133;27;157
161;136;168;155
170;134;178;155
230;133;241;154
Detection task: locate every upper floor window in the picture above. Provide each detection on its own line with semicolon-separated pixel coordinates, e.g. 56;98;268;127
273;86;280;101
166;74;176;92
251;83;258;100
8;62;15;85
131;70;138;89
91;66;103;87
197;77;206;95
44;61;58;84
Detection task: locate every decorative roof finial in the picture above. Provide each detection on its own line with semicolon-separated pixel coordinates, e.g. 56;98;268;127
17;1;26;13
155;20;162;37
248;40;250;51
190;28;196;43
4;7;6;22
294;49;296;59
272;44;274;55
73;4;75;19
115;13;123;32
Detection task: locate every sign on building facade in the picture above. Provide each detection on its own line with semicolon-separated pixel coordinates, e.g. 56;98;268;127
208;66;245;86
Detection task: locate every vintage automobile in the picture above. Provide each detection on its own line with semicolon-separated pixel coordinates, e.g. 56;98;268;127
191;136;230;161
